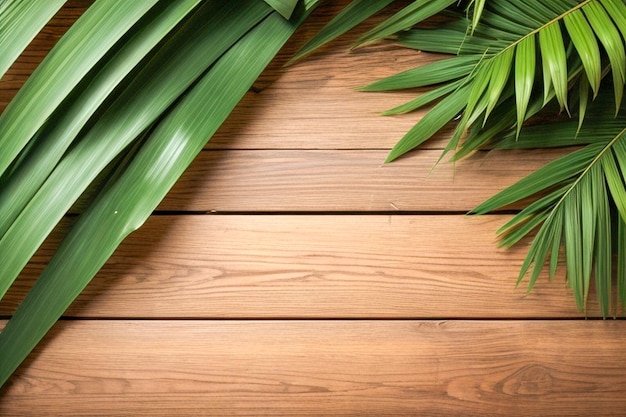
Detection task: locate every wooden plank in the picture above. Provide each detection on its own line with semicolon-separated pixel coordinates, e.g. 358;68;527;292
209;28;443;150
158;149;567;212
2;320;626;416
4;215;602;318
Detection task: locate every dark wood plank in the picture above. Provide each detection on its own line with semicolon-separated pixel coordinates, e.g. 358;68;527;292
4;215;602;318
2;320;626;416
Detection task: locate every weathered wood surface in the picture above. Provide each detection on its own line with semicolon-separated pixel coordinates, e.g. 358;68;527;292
0;1;620;416
3;320;626;417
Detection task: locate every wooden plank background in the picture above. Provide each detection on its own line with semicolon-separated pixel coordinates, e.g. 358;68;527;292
2;1;626;416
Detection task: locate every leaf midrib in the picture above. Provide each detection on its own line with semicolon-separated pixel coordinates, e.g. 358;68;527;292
549;125;626;220
478;0;592;58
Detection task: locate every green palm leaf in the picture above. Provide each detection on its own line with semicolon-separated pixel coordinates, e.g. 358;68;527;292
0;0;204;239
0;0;160;178
472;99;626;313
0;0;274;302
0;0;66;80
0;5;309;388
288;0;394;65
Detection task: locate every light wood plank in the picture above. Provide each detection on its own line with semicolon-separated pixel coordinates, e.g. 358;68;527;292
4;215;602;318
158;149;567;212
2;320;626;416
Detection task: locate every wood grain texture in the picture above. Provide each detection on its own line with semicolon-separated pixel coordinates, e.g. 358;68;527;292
1;1;620;415
2;320;626;417
4;215;602;319
158;149;567;212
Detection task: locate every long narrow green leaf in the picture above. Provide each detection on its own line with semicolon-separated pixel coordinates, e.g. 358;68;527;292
584;1;626;112
564;186;584;309
287;0;394;65
595;164;611;316
355;0;457;47
539;21;568;110
472;144;602;214
382;79;463;115
601;149;626;221
0;0;204;239
484;46;514;121
600;0;626;40
580;166;597;310
498;186;567;237
514;34;536;137
618;215;626;308
0;0;274;302
0;0;66;80
359;55;481;92
470;0;486;33
263;0;299;19
0;0;160;178
386;83;471;162
0;5;305;391
563;9;601;96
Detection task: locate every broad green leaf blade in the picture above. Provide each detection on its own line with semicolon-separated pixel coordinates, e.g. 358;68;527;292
539;21;568;111
0;0;274;301
355;0;457;47
0;0;161;178
472;144;602;214
287;0;394;65
0;0;204;239
264;0;299;19
386;83;471;162
0;0;66;80
514;34;536;137
0;6;305;391
359;55;481;92
563;9;601;96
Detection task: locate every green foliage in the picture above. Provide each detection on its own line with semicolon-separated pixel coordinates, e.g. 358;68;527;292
4;0;626;394
294;0;626;315
0;0;315;389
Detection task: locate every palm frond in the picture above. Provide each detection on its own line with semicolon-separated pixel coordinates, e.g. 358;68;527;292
0;0;316;388
358;0;626;162
0;0;161;178
286;0;394;65
0;5;308;388
0;0;66;80
472;95;626;315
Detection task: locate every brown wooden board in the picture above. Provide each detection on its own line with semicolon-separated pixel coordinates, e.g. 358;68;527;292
4;215;601;319
2;320;626;417
158;149;566;212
